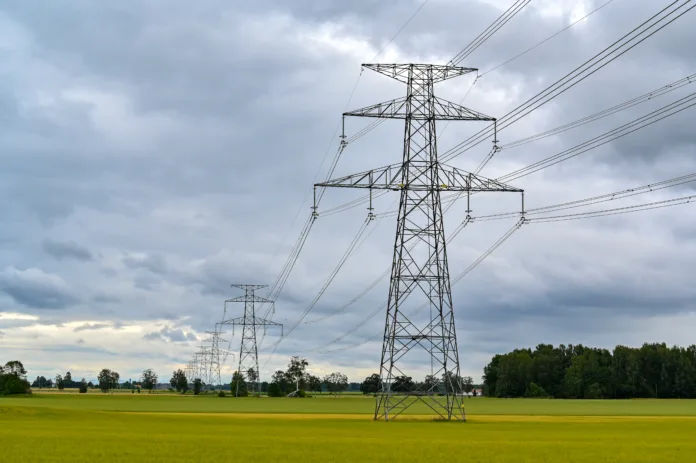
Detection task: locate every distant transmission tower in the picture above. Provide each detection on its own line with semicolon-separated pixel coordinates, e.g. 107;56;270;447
220;285;283;396
201;329;229;389
316;64;523;420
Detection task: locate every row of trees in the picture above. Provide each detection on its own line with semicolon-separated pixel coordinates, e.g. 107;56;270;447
483;343;696;399
1;361;31;395
31;368;161;394
358;373;476;394
222;357;350;397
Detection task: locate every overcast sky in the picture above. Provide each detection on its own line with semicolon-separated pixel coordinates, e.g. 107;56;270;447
1;0;696;385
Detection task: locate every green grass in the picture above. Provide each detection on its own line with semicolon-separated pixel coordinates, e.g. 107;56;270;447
4;393;696;415
2;394;696;462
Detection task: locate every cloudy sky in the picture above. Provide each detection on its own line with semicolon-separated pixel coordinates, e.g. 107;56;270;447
1;0;696;385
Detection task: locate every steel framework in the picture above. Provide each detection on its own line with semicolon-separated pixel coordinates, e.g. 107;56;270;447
200;329;230;389
220;285;283;396
315;63;523;420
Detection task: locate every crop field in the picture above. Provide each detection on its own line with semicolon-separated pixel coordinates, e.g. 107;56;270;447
2;395;696;462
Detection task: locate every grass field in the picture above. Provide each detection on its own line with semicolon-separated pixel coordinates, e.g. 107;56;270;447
2;394;696;462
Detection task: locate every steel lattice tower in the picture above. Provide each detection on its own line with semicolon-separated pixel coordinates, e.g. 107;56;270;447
201;329;230;389
220;285;283;396
316;64;523;420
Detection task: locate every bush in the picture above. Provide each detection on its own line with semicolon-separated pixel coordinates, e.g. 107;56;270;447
525;382;549;398
218;390;226;398
267;383;283;397
79;383;88;394
0;374;31;396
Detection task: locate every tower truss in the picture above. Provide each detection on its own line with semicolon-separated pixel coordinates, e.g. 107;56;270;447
315;63;523;420
220;285;283;396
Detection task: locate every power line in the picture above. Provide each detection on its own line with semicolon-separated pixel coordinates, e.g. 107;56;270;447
450;0;531;66
498;90;696;182
481;0;620;76
370;0;431;62
261;217;373;367
502;71;696;150
315;219;525;354
441;0;695;165
527;193;696;223
476;172;696;221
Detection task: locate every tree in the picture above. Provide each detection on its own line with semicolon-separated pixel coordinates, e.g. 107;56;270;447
98;368;113;392
64;372;73;388
268;382;283;397
110;371;120;391
3;361;27;377
141;369;158;394
307;375;323;393
323;372;348;395
0;361;31;395
55;374;65;391
170;369;188;393
423;375;441;393
246;368;259;393
286;356;309;391
360;374;380;394
230;371;248;397
79;379;88;394
392;375;414;393
271;370;292;395
462;376;474;394
87;381;94;389
193;378;203;395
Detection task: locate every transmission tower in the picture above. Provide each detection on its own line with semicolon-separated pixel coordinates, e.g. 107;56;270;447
315;64;524;420
201;329;230;389
220;285;283;396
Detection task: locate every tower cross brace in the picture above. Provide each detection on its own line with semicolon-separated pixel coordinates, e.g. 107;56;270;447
220;285;283;396
315;63;523;421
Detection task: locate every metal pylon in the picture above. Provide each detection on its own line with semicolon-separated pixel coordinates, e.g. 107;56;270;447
201;329;230;389
220;285;283;396
315;63;523;420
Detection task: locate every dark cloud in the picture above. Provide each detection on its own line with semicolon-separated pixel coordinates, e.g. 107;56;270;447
0;267;80;309
42;239;93;262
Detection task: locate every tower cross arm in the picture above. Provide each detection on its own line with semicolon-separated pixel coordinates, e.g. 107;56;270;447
225;295;274;304
315;163;522;192
344;96;495;121
362;63;477;83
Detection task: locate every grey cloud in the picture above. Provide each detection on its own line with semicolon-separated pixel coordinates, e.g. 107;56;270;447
122;254;167;275
1;0;696;380
42;239;93;262
143;326;197;343
76;338;85;344
0;267;80;309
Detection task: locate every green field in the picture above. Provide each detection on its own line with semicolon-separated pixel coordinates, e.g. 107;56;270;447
2;394;696;462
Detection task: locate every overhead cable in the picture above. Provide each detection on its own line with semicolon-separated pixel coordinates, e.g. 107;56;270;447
481;0;620;76
441;0;696;165
449;0;532;66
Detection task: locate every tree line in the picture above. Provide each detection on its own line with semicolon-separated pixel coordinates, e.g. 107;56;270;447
357;372;476;395
483;343;696;399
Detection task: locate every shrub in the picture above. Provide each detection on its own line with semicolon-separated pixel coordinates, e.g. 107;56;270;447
0;374;31;396
218;390;226;398
79;383;88;394
525;382;549;398
267;383;283;397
